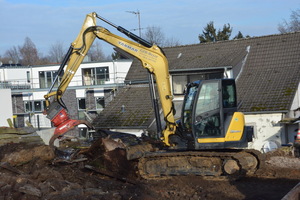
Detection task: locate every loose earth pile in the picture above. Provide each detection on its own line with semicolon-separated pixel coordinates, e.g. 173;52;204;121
0;141;299;200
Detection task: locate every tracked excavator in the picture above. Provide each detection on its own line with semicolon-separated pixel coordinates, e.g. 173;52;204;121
44;12;260;179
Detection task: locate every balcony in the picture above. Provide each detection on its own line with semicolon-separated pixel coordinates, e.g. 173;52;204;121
0;81;31;90
0;72;127;91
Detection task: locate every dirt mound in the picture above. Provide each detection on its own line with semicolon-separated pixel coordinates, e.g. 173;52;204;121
252;147;300;180
0;143;299;199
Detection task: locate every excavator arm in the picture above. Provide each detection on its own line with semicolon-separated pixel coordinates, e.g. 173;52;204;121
44;12;176;146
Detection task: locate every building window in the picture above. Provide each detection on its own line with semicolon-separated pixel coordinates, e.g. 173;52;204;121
77;98;86;110
39;71;61;89
82;67;109;86
33;101;42;112
24;100;45;113
79;127;88;138
77;98;86;120
78;111;85;120
26;71;30;83
24;101;32;113
96;97;105;109
172;75;187;95
172;74;205;95
172;72;223;95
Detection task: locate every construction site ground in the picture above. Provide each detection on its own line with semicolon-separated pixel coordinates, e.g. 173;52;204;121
0;139;300;200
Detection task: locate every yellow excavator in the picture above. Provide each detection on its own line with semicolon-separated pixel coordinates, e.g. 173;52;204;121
44;12;260;179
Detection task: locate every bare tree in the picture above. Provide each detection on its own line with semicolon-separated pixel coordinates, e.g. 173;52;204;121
0;55;10;64
4;46;20;64
143;26;165;46
164;37;181;47
87;41;105;61
143;26;181;47
278;9;300;33
49;41;65;63
19;37;40;66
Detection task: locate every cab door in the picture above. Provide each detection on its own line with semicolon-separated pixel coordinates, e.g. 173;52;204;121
192;79;238;149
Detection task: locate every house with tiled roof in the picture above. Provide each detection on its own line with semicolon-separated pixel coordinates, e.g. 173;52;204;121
93;31;300;152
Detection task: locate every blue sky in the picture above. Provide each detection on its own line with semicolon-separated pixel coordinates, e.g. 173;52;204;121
0;0;299;58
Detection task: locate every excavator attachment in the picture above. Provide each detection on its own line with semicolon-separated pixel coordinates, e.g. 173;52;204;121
45;101;93;147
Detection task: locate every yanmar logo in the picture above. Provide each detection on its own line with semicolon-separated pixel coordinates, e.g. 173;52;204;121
118;41;138;52
230;130;241;133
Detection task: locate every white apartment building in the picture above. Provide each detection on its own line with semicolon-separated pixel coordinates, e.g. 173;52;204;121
0;59;132;136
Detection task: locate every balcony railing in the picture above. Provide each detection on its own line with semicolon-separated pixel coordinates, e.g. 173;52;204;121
0;81;31;89
0;73;127;90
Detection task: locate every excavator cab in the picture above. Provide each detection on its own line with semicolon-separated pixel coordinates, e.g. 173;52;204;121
178;79;252;150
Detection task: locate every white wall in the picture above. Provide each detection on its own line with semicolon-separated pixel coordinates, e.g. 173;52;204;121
2;68;30;89
112;60;132;83
0;89;13;126
245;113;284;152
290;82;300;118
5;68;28;81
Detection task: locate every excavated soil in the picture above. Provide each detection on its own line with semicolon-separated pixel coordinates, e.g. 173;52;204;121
0;142;299;200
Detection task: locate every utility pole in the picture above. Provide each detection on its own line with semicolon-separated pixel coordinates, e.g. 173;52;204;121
126;10;142;37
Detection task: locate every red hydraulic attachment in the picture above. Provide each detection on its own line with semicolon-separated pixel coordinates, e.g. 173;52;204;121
47;106;93;147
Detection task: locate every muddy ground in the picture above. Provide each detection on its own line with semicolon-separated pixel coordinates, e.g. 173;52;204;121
0;141;299;200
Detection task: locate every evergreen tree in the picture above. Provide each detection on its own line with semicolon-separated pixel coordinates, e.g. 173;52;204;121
199;21;217;43
199;22;237;43
233;31;244;39
217;23;232;40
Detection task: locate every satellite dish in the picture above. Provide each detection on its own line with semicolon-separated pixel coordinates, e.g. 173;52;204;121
262;141;278;153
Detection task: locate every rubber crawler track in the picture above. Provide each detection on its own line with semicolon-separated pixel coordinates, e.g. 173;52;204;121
137;150;261;180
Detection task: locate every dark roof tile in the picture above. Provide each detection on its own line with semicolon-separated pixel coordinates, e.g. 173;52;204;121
93;85;154;128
